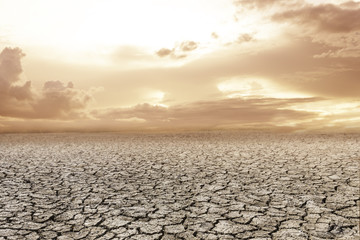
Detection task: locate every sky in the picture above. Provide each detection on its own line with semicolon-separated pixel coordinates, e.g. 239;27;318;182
0;0;359;132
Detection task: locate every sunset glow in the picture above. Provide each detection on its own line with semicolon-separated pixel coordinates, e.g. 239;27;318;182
0;0;359;132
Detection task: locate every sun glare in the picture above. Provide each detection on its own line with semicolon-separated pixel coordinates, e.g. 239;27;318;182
217;77;310;99
0;0;237;62
0;0;285;67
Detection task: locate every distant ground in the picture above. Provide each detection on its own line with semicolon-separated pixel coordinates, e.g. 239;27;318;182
0;132;359;239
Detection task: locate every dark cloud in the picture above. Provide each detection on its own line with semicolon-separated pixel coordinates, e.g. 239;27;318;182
0;47;92;119
272;4;360;33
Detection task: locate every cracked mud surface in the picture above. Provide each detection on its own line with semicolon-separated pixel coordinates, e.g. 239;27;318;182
0;132;359;239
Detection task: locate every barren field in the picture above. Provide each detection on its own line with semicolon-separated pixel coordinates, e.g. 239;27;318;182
0;132;359;240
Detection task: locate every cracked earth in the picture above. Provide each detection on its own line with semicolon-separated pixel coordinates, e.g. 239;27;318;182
0;132;359;239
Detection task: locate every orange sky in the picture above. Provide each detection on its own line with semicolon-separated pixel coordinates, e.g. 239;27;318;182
0;0;359;132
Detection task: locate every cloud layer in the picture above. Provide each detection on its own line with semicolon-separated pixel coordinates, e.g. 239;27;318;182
1;0;359;133
92;97;321;129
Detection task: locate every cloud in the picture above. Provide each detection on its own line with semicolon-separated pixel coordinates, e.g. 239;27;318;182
272;4;360;33
88;36;360;111
0;49;32;101
233;1;360;58
234;0;278;9
156;41;198;59
113;45;154;62
188;34;360;98
156;48;173;57
32;80;92;119
2;97;358;133
269;3;360;58
314;45;360;58
237;33;253;43
1;45;358;132
234;0;301;9
340;1;360;8
0;47;25;84
0;48;33;117
211;32;219;39
93;103;167;122
179;41;198;52
8;81;32;101
0;47;93;119
93;97;320;129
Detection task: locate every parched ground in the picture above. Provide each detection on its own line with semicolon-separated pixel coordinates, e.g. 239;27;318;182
0;132;359;240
